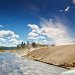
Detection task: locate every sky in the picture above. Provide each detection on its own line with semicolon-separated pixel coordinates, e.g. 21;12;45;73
0;0;75;47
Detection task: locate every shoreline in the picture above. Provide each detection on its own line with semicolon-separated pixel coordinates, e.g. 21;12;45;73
24;55;72;70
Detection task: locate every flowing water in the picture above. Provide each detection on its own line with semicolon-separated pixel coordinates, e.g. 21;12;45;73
0;52;67;75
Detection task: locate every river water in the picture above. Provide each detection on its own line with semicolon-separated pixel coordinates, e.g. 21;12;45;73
0;52;67;75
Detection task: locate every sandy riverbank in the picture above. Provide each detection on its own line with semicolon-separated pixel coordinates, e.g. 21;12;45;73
26;44;75;69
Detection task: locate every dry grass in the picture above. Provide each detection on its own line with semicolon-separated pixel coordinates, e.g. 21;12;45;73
26;44;75;69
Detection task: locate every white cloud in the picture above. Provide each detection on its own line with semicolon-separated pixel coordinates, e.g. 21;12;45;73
28;24;39;30
28;36;34;40
28;24;46;41
0;38;7;43
37;36;46;39
65;6;70;12
27;18;74;45
9;39;22;46
41;40;50;45
0;30;19;39
28;31;38;37
28;35;45;39
35;39;50;45
0;25;4;27
0;30;22;47
28;36;46;40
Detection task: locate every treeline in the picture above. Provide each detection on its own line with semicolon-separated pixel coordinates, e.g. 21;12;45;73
0;46;16;50
17;41;47;49
17;42;26;49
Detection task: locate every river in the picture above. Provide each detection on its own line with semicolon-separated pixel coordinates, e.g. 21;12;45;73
0;52;67;75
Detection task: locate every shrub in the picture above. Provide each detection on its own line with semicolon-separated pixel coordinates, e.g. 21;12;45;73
32;42;37;48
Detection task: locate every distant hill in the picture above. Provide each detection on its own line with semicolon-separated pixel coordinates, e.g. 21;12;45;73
0;46;16;50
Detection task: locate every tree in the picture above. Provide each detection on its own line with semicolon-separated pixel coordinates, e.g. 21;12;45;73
21;42;24;48
51;44;55;46
0;48;3;50
17;45;19;49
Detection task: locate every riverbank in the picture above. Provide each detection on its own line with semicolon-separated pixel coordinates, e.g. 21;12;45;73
26;44;75;69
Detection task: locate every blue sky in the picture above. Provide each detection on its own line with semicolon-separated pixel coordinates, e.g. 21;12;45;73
0;0;75;46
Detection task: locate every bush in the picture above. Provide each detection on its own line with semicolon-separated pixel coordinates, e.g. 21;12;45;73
51;44;55;46
32;42;37;48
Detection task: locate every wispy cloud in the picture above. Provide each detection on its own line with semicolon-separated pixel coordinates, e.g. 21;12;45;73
59;6;70;12
65;6;70;12
0;25;4;27
28;18;75;45
59;10;63;12
72;0;75;3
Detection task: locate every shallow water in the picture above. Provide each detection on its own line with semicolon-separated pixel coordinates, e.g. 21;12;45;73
0;52;67;75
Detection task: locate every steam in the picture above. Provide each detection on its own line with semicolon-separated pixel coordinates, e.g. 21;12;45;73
28;18;75;45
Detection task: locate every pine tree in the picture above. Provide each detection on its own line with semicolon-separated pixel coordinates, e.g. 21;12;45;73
21;42;24;48
17;45;20;49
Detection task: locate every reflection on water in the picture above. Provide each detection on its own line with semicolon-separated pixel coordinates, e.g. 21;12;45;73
0;52;67;75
